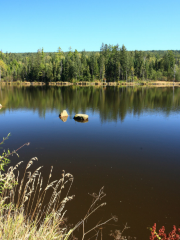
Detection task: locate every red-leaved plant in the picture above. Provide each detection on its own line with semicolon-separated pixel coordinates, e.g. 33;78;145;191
149;223;180;240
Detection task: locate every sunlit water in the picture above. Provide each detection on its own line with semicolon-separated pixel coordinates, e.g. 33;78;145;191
0;85;180;239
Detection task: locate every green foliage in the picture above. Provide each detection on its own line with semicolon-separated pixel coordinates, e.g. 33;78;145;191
0;133;11;170
0;134;21;193
175;72;180;81
0;47;179;82
0;133;12;193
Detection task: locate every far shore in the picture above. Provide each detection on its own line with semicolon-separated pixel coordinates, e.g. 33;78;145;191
0;80;180;87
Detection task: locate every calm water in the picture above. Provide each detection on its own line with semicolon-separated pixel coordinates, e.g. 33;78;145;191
0;85;180;239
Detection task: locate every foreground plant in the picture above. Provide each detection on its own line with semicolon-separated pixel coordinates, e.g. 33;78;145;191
0;163;74;239
0;134;129;239
149;223;180;240
0;133;30;193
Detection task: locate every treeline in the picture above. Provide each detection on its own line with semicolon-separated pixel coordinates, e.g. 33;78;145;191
0;44;180;82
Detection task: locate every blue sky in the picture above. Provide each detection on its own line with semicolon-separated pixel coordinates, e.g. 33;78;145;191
1;0;180;52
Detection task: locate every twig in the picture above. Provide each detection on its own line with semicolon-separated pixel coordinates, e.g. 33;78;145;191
83;217;114;237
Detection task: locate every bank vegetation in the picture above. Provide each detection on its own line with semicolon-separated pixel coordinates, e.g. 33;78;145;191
0;44;180;83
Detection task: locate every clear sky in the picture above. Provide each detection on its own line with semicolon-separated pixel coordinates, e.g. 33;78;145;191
1;0;180;53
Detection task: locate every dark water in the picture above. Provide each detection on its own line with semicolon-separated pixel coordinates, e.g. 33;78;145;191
0;85;180;239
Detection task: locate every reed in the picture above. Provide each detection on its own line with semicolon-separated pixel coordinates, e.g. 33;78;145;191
0;134;128;239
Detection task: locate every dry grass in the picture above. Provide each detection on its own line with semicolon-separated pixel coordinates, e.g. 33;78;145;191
0;157;75;239
0;135;129;239
0;159;120;240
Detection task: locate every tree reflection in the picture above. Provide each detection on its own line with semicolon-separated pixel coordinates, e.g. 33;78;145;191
0;86;180;122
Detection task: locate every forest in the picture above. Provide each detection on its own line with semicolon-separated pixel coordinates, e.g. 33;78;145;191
0;44;180;83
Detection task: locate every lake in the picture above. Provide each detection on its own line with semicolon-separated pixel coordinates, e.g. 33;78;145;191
0;85;180;239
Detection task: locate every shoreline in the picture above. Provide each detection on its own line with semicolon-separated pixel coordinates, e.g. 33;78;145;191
0;80;180;87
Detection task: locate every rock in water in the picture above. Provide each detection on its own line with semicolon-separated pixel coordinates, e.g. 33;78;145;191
73;114;89;121
0;104;2;109
59;110;68;118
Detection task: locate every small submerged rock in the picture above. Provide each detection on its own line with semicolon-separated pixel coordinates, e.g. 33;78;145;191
73;114;89;121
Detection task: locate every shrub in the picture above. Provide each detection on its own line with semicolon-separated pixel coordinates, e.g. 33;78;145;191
16;80;21;85
149;223;180;240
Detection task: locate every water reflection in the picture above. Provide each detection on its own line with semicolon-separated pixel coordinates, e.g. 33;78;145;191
0;86;180;121
59;116;68;122
74;119;89;123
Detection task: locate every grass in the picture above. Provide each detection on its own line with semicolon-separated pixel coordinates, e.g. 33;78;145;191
0;157;75;239
0;135;126;240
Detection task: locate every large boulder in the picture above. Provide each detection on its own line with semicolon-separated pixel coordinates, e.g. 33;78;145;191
73;114;89;121
59;110;68;118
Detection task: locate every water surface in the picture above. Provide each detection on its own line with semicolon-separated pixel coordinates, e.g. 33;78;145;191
0;86;180;239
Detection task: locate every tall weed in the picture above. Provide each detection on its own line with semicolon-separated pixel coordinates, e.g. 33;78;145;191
0;134;125;239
